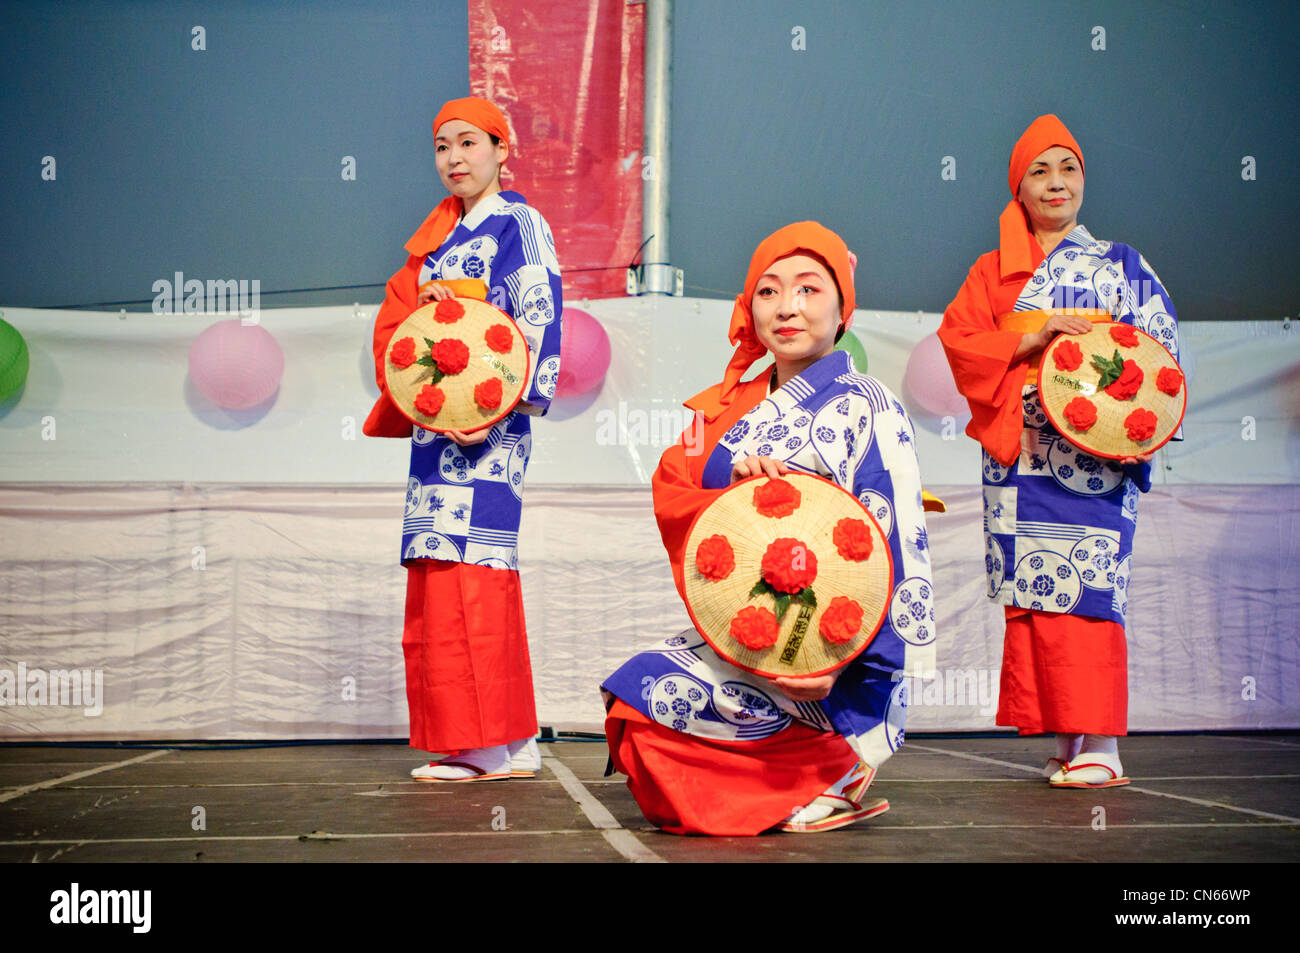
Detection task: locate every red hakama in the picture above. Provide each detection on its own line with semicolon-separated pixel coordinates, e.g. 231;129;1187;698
402;560;538;752
605;700;859;836
998;608;1128;736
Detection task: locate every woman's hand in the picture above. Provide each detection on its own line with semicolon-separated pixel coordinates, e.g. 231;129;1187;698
730;455;789;484
444;428;489;447
1118;451;1154;466
770;670;840;702
417;282;456;306
1015;312;1093;360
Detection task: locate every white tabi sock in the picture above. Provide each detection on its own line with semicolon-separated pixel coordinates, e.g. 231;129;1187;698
1056;733;1084;761
1081;734;1118;756
411;744;510;781
506;736;541;773
784;761;868;826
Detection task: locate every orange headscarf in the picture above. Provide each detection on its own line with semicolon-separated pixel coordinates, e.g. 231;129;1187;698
997;114;1085;280
402;96;513;259
686;222;856;422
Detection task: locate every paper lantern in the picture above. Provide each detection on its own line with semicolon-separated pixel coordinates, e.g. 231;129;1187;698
0;318;29;402
903;332;969;417
188;319;284;409
555;308;610;398
836;328;868;374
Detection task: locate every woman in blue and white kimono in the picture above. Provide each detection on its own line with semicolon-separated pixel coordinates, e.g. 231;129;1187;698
364;97;562;782
938;114;1182;788
602;222;939;835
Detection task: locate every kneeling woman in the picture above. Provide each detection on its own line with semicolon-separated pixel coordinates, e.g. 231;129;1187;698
602;222;936;835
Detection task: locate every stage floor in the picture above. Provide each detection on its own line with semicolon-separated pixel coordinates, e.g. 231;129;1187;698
2;733;1297;863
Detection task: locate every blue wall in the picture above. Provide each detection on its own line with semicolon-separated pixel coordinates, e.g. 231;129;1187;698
668;0;1299;321
2;0;1296;321
0;0;470;310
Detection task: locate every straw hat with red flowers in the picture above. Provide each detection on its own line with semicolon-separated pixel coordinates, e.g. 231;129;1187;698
1039;322;1186;459
683;472;895;679
384;297;531;433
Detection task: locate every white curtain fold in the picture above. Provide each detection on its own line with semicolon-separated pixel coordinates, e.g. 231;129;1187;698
1;482;1295;739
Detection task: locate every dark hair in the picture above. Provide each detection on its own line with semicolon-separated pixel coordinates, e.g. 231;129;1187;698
488;134;501;146
829;282;845;342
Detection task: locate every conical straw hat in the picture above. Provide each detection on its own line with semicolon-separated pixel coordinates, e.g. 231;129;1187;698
1039;322;1186;459
384;297;531;433
683;472;895;679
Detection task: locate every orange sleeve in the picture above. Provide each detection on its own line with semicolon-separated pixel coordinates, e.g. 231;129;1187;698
652;373;772;601
937;253;1030;466
651;423;729;604
362;255;423;438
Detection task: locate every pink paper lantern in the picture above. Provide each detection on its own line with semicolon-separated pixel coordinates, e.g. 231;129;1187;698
189;319;284;409
903;332;969;418
555;308;610;398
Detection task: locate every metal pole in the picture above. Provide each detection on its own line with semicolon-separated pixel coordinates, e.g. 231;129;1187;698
641;0;673;295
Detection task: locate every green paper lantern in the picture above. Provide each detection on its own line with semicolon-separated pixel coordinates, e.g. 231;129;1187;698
835;328;868;374
0;318;29;403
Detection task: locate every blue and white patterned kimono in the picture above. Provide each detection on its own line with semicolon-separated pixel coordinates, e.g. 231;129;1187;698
603;350;935;770
983;225;1180;625
400;191;563;569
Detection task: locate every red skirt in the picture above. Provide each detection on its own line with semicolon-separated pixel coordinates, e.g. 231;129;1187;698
605;699;860;836
997;608;1128;736
402;559;538;752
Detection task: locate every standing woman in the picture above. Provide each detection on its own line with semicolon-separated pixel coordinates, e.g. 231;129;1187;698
603;222;937;835
364;96;563;781
938;115;1181;788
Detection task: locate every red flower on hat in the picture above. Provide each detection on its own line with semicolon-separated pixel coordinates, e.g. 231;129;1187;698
753;478;801;518
414;385;445;418
1109;323;1140;348
1156;366;1183;397
761;537;817;594
1124;408;1158;442
474;377;503;410
1063;396;1098;432
1103;359;1144;401
833;518;874;562
434;299;465;324
390;337;417;369
433;338;470;375
1053;338;1083;372
695;534;735;581
819;596;864;645
730;605;779;651
486;323;514;354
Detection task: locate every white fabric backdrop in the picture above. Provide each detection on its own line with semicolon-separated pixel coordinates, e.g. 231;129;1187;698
1;300;1296;487
0;301;1296;739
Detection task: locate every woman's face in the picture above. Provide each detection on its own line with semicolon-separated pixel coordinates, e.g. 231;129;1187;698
435;119;508;208
1016;146;1084;234
751;253;842;368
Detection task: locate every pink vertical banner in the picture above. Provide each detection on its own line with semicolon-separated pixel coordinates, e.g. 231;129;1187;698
469;0;645;300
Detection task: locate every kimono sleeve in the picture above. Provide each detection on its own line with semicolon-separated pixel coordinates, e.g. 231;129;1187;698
1112;245;1183;489
850;393;934;677
938;256;1030;466
652;416;728;604
852;397;930;582
495;207;564;415
362;254;422;438
1115;244;1184;444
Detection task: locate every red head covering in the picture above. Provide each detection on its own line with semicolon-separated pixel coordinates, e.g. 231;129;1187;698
686;222;856;421
403;96;513;258
998;114;1085;279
